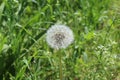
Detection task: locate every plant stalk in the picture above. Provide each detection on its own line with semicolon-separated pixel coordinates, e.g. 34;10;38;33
59;51;63;80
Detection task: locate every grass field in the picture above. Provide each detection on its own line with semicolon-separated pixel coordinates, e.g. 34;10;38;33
0;0;120;80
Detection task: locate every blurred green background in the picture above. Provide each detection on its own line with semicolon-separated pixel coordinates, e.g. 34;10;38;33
0;0;120;80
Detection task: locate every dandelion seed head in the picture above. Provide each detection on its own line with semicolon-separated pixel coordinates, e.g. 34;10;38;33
46;24;74;50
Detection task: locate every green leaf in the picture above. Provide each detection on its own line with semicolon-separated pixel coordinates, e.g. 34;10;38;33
84;31;95;40
0;2;5;22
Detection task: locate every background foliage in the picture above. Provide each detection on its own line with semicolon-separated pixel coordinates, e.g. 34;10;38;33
0;0;120;80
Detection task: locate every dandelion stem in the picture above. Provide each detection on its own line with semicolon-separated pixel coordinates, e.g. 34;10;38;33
59;51;63;80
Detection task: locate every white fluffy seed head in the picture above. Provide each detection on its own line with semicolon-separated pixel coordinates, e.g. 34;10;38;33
46;24;74;50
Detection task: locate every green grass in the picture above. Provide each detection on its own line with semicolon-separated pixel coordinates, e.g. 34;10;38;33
0;0;120;80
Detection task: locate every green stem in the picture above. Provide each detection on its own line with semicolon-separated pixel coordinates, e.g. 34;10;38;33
59;51;63;80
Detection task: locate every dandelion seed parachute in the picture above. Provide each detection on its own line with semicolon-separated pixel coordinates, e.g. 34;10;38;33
46;24;74;50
